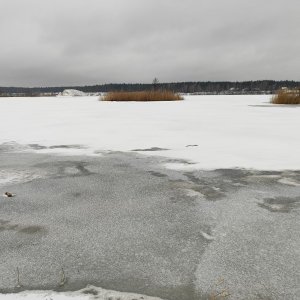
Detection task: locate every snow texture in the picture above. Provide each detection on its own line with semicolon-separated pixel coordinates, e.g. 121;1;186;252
0;95;299;170
0;285;163;300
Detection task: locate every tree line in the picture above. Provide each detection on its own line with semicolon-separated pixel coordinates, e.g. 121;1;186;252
1;80;300;96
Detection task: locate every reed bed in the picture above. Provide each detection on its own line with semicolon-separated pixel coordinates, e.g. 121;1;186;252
271;89;300;104
101;90;183;102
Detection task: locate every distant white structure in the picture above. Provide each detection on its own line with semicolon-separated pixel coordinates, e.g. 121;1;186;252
57;89;86;97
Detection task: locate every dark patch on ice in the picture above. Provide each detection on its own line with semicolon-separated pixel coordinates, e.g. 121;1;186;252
170;196;179;203
18;225;44;234
105;151;126;155
220;168;250;177
81;288;99;295
0;220;45;235
28;144;87;151
28;144;48;150
0;224;18;232
1;142;87;153
183;173;203;185
258;196;300;213
75;163;93;176
49;144;85;149
93;150;103;154
186;145;198;147
35;161;94;178
0;220;19;232
0;142;26;153
191;185;224;201
166;158;196;165
217;169;284;181
148;171;167;178
184;172;233;201
71;192;82;198
0;220;10;226
131;147;169;152
255;171;282;176
216;168;250;179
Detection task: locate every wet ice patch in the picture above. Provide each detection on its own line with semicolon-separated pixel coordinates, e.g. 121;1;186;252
278;177;300;187
164;159;196;171
48;144;86;150
148;171;168;178
184;188;204;198
58;162;93;177
1;142;93;157
0;220;46;235
32;146;96;157
131;147;169;152
28;144;87;150
184;173;226;201
0;170;42;187
0;285;164;300
258;197;300;213
28;144;48;150
247;174;281;182
0;142;28;153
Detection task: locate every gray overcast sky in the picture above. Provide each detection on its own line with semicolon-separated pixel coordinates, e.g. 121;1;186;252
0;0;299;86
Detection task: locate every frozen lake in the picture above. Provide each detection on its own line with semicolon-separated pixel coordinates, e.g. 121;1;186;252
0;95;299;300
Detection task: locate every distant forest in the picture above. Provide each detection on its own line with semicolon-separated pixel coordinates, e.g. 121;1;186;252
1;80;300;96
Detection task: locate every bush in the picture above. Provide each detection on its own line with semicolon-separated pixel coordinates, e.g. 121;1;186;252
271;88;300;104
101;90;183;102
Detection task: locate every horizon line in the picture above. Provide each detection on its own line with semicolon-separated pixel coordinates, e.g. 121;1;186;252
1;79;300;89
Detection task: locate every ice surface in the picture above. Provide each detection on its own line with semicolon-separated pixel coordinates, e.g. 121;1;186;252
0;96;299;299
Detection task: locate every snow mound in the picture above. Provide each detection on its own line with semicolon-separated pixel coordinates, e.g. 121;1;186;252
0;285;164;300
58;89;86;97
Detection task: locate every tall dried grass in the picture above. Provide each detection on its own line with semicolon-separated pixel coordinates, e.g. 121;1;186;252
101;90;183;102
271;89;300;104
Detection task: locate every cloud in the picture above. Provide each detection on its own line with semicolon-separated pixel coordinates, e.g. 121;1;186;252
0;0;299;86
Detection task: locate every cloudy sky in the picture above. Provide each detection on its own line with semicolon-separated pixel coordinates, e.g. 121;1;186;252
0;0;299;86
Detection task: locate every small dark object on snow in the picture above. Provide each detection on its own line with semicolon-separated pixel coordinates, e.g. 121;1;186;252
4;192;14;197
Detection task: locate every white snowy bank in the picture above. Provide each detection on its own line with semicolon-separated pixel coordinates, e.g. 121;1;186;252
0;285;163;300
57;89;86;97
0;95;299;170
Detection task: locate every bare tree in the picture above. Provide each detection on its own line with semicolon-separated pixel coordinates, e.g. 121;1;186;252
152;78;159;90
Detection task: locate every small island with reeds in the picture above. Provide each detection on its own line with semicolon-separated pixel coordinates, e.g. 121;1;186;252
101;90;183;102
272;88;300;104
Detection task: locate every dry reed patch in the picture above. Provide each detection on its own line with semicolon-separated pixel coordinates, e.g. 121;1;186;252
101;90;183;102
271;89;300;104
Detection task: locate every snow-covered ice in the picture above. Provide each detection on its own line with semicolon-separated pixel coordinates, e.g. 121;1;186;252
0;285;163;300
0;95;299;170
